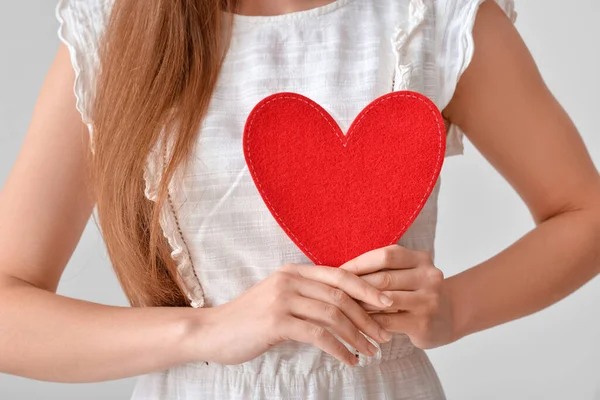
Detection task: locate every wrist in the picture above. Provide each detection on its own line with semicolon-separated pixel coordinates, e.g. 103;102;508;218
442;275;472;343
178;306;219;364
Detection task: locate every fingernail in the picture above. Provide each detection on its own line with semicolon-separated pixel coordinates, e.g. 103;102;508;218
381;329;393;342
379;293;393;307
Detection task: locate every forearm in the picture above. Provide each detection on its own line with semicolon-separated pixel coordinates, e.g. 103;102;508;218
0;276;210;383
446;208;600;341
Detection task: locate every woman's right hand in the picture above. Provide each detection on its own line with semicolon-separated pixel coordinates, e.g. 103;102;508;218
197;263;395;366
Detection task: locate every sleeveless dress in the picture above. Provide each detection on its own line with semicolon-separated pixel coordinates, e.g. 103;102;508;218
56;0;517;398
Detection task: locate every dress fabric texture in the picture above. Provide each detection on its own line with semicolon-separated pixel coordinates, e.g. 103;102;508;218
56;0;516;398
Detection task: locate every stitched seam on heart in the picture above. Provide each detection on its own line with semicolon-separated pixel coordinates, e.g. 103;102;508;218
245;93;444;265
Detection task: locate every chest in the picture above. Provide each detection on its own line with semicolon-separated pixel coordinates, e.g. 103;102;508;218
164;0;441;306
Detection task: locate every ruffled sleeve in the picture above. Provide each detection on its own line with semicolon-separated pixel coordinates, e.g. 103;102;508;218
55;0;114;152
435;0;517;156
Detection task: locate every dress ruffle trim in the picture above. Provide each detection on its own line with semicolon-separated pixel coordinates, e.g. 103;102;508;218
144;141;206;308
55;0;97;153
391;0;427;92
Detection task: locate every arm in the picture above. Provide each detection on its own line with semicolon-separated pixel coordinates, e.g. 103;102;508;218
0;46;393;381
442;0;600;340
338;0;600;350
0;44;211;383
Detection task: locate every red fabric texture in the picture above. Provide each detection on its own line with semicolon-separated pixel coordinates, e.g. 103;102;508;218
243;91;446;267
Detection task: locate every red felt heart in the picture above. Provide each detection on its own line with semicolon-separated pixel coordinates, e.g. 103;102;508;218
243;91;446;267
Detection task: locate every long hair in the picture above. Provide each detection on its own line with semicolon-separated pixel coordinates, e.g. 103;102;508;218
90;0;235;307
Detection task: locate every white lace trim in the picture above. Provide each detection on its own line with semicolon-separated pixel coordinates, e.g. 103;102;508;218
143;141;206;308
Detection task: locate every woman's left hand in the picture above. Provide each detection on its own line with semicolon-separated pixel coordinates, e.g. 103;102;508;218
340;244;456;349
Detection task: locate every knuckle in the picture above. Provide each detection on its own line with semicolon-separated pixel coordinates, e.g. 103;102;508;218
425;267;444;286
381;246;395;266
330;288;347;305
279;263;297;273
360;281;373;300
270;273;295;299
378;271;393;289
324;305;342;322
309;325;328;340
378;314;393;329
332;268;349;284
343;260;360;275
271;271;291;288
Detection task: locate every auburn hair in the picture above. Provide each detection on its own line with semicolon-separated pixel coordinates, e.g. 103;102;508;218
90;0;236;307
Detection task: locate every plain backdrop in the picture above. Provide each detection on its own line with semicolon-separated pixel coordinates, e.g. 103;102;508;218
1;1;599;399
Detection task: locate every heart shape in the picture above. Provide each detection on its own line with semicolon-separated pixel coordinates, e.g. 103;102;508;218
243;91;446;267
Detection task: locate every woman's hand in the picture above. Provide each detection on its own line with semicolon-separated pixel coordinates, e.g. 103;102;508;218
340;245;456;349
199;263;394;366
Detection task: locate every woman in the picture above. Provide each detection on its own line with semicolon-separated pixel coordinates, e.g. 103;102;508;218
0;0;598;398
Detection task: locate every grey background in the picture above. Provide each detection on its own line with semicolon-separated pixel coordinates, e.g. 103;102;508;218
1;0;599;399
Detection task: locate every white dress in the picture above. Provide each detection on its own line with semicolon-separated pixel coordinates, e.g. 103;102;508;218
56;0;517;398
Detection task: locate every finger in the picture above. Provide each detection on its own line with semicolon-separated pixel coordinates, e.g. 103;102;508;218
281;317;358;367
289;297;378;357
294;278;392;344
359;290;422;312
360;268;422;291
339;245;420;276
292;264;394;308
370;311;415;335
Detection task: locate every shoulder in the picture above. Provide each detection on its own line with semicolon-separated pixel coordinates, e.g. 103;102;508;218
433;0;517;110
429;0;517;155
433;0;516;19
